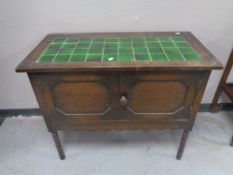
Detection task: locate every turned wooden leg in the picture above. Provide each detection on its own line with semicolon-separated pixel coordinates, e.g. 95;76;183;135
231;135;233;147
210;91;221;113
209;86;222;113
51;131;65;160
176;129;189;160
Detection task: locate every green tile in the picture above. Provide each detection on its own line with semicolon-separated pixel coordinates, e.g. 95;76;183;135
105;43;118;49
160;42;175;47
164;47;180;54
86;54;102;62
119;38;132;42
54;55;70;62
167;53;183;61
145;37;158;42
66;39;79;43
90;46;103;50
103;54;118;61
74;48;88;54
134;54;150;61
91;43;104;49
148;47;164;53
134;48;148;54
63;44;76;49
119;48;133;54
38;55;54;63
58;49;73;55
132;42;146;48
183;53;201;60
158;37;170;42
118;54;134;62
104;49;118;54
43;49;59;55
151;53;167;61
179;47;195;53
77;42;90;48
92;42;104;46
89;47;102;54
147;42;160;47
70;54;86;62
176;42;190;47
119;43;132;48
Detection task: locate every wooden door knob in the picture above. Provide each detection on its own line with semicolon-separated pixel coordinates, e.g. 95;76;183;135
120;96;128;106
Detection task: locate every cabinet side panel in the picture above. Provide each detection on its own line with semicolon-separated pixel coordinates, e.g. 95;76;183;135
28;73;55;132
189;71;211;129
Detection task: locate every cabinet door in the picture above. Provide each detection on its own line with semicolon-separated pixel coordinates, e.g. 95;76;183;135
119;72;200;121
29;73;120;129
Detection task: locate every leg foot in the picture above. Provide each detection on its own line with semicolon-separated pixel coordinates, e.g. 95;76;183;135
176;129;189;160
210;104;219;113
231;135;233;147
51;132;65;160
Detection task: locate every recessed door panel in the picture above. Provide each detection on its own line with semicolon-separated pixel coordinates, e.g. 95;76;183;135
52;82;111;114
38;73;119;121
119;72;200;119
129;81;187;113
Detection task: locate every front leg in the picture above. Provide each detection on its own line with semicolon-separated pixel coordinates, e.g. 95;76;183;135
51;131;65;160
176;128;190;160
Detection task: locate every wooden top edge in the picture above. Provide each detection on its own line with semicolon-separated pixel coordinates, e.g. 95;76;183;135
16;61;223;73
45;31;191;38
15;31;223;73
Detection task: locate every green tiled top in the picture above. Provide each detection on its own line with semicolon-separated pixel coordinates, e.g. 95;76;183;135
37;36;202;63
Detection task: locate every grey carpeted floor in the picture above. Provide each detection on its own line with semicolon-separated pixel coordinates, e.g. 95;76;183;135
0;112;233;175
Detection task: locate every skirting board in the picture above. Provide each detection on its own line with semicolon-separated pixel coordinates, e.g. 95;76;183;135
0;103;233;118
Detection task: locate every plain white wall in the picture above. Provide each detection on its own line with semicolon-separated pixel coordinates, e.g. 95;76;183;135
0;0;233;109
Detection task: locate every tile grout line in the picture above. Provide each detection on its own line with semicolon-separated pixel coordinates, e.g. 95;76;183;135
170;37;186;61
144;38;152;61
37;52;45;63
131;38;136;61
68;39;80;63
101;38;106;62
84;39;93;62
37;56;42;63
51;39;67;63
37;39;60;63
117;38;120;62
181;40;202;60
172;37;201;60
158;39;169;61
